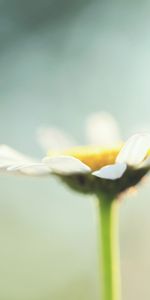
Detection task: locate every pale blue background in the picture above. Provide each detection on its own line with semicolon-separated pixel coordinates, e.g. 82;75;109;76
0;0;150;299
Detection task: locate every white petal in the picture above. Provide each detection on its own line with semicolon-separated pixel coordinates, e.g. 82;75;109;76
86;112;121;146
92;163;127;180
0;145;48;176
0;145;32;173
0;145;32;162
37;127;76;152
116;133;150;166
43;155;91;175
7;163;50;176
0;145;28;160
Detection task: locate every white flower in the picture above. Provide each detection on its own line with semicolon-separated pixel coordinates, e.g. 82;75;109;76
0;112;150;195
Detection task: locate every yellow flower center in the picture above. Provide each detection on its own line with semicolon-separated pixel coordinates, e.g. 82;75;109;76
49;145;122;171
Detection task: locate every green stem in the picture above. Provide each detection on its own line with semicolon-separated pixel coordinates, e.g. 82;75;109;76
97;195;121;300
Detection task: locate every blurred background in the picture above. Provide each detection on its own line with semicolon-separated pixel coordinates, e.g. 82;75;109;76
0;0;150;299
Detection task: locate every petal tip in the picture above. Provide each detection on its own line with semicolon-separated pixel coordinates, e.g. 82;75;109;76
92;163;127;180
43;155;91;175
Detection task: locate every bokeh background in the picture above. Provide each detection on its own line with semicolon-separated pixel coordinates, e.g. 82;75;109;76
1;0;150;299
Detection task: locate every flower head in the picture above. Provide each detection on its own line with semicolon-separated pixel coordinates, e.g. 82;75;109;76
1;112;150;197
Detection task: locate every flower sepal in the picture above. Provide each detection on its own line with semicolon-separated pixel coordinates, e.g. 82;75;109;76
59;163;149;197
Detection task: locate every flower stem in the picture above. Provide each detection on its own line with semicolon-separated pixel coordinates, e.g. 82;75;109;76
97;195;121;300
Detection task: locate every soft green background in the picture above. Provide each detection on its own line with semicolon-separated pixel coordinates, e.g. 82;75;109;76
0;0;150;299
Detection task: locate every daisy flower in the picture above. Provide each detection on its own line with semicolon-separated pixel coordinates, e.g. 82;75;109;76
1;112;150;300
1;112;150;197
